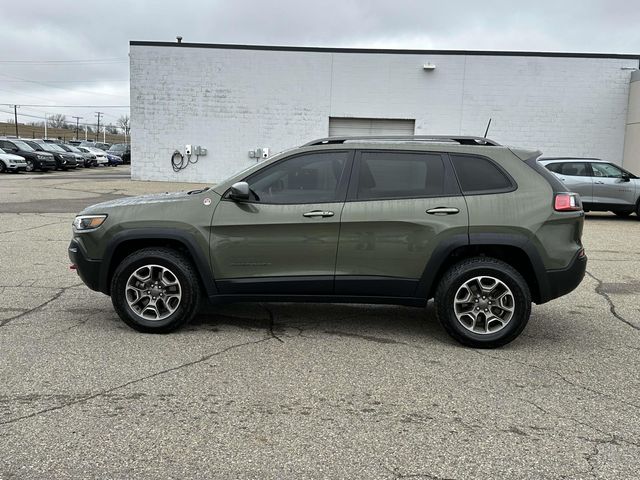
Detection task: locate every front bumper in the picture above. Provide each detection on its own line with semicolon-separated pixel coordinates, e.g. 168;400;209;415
68;239;102;292
6;163;27;171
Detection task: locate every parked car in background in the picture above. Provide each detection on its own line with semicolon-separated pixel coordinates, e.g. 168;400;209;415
107;144;130;164
540;158;640;218
68;140;82;146
68;144;96;167
80;140;111;151
45;140;86;168
78;146;108;166
0;147;27;173
0;138;56;172
25;140;77;170
69;135;587;348
105;152;123;166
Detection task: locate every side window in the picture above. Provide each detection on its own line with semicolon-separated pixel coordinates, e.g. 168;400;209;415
356;151;445;200
545;163;563;174
558;162;589;177
246;151;349;204
450;155;514;194
591;162;623;178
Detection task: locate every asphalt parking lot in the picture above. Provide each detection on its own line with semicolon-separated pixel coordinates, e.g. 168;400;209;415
1;167;639;479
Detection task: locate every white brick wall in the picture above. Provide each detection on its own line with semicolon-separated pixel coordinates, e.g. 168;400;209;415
130;45;638;183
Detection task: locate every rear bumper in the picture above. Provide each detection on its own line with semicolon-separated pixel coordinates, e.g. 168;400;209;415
68;239;103;292
540;250;587;303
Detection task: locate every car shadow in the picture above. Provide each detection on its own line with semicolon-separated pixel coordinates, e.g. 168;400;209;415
584;213;638;221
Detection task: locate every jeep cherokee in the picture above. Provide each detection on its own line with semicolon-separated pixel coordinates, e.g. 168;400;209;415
69;136;587;348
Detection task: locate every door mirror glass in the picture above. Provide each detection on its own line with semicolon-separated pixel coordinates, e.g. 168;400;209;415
229;181;250;200
620;172;631;182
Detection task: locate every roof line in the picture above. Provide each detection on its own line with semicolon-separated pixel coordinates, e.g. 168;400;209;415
129;41;640;60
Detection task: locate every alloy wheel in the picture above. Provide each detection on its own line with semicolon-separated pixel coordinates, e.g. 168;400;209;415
453;276;515;334
125;264;182;321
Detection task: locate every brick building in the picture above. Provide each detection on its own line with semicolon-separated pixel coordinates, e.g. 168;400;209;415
129;41;640;183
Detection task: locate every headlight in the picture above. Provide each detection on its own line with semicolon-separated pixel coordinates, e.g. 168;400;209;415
37;154;47;160
73;215;107;232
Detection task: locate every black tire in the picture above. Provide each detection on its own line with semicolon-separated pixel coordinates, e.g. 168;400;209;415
25;160;35;172
0;161;5;173
613;211;631;218
110;248;202;333
434;257;531;348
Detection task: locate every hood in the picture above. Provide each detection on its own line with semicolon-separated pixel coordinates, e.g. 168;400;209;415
81;189;213;214
0;153;25;161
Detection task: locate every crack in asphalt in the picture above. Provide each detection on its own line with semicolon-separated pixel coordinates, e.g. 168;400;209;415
0;336;273;426
0;283;83;327
472;350;640;410
259;303;285;343
585;270;639;331
0;220;66;235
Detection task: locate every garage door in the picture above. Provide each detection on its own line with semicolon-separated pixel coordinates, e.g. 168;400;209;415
328;117;415;137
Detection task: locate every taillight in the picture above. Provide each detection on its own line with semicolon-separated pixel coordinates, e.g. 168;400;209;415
554;193;582;212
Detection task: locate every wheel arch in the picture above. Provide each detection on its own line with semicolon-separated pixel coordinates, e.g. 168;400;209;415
100;229;217;297
417;234;549;304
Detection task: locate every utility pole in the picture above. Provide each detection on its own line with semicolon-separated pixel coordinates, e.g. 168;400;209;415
44;114;47;139
13;105;19;137
72;116;83;140
95;111;103;142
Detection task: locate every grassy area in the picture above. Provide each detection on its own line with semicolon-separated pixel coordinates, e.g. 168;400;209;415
0;122;126;144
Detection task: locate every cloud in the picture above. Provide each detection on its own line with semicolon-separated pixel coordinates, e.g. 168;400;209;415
1;0;638;124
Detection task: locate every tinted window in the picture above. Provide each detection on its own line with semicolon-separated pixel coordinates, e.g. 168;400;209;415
450;155;513;193
247;151;349;204
356;152;445;200
591;162;624;178
552;162;589;176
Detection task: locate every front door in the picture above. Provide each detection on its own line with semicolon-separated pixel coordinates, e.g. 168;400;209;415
335;150;468;297
590;162;636;207
211;150;353;294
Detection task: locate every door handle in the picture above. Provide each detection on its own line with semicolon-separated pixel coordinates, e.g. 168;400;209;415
303;210;334;218
594;181;604;184
426;207;460;215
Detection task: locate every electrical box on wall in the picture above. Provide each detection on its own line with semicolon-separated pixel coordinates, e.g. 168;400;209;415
249;147;270;160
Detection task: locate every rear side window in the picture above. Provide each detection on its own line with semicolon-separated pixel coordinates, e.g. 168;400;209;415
450;155;514;194
549;162;589;177
356;152;445;200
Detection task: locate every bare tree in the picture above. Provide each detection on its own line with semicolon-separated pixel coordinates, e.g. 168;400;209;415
47;114;68;129
105;123;119;134
117;115;130;136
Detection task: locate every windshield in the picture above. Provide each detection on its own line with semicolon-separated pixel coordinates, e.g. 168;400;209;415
65;145;81;153
12;140;34;152
109;144;126;152
0;148;5;154
38;142;65;152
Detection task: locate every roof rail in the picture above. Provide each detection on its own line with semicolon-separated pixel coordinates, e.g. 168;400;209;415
303;135;501;147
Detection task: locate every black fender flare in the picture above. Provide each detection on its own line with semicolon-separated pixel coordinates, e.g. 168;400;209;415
415;233;550;303
99;228;217;297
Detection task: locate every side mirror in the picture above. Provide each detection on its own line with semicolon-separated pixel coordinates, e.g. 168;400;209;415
620;173;630;182
229;181;250;200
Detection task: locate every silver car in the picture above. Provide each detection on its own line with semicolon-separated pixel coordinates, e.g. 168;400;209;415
540;157;639;218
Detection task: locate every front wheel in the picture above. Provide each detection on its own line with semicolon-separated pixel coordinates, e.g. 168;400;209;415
614;211;632;218
434;257;531;348
111;248;202;333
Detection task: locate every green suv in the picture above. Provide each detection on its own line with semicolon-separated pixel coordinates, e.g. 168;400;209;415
69;136;586;348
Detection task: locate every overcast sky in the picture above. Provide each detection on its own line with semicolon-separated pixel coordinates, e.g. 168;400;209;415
2;0;639;130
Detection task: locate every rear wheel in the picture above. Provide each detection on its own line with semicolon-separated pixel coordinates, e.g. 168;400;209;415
434;257;531;348
111;248;202;333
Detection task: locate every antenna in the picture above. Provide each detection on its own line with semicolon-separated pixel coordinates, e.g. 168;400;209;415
483;118;492;138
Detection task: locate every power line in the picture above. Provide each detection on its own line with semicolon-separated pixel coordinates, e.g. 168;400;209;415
0;58;127;64
0;72;129;99
0;103;129;108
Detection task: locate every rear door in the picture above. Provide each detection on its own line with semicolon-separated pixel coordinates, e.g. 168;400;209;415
335;150;467;297
546;162;593;203
590;162;636;207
